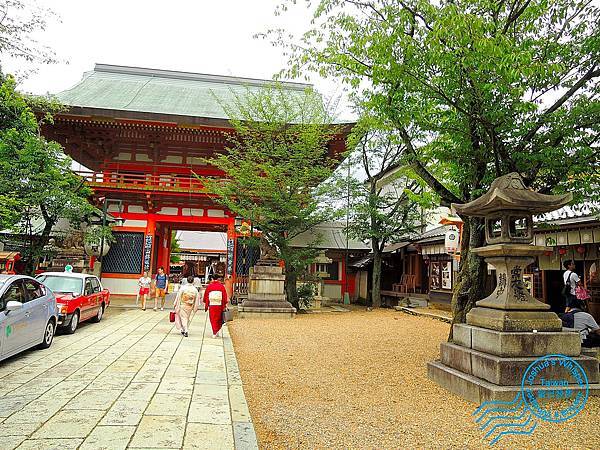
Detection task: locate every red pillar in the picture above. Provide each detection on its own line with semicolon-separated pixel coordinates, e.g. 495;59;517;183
164;226;173;274
156;223;165;273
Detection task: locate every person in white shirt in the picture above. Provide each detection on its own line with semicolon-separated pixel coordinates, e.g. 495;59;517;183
565;307;600;348
563;260;582;312
137;271;152;310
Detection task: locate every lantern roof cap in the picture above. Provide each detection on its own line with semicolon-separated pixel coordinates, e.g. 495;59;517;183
452;173;572;217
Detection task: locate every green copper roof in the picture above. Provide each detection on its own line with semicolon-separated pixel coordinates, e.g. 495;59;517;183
57;64;313;120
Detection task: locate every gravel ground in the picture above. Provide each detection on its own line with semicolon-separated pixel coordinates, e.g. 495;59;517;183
229;308;600;449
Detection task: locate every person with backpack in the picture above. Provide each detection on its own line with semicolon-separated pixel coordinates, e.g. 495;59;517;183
153;266;169;311
563;260;582;311
173;276;200;337
561;307;600;348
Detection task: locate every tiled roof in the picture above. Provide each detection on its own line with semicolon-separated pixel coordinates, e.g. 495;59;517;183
534;203;599;225
57;64;312;120
289;222;370;250
413;225;446;244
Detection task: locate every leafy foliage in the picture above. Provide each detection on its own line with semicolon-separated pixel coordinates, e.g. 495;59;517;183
341;116;435;306
83;225;115;247
170;231;182;263
0;73;94;274
0;0;58;68
273;0;599;203
200;85;341;307
269;0;600;320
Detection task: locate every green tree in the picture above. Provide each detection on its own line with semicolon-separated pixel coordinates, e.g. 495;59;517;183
0;73;94;274
201;85;340;309
0;0;57;66
343;117;434;307
271;0;600;325
170;231;182;263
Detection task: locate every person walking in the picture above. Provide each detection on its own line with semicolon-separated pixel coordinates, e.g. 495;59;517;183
203;274;228;338
174;276;200;337
154;267;169;311
138;271;152;310
563;259;582;312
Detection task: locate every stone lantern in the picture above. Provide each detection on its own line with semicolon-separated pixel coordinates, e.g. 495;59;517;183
311;251;333;309
453;173;571;332
427;173;600;403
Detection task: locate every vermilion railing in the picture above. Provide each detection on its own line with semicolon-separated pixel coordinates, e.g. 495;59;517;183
74;170;210;193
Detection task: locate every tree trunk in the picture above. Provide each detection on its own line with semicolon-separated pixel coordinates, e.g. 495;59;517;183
24;221;53;276
371;249;383;308
449;216;486;340
285;269;299;310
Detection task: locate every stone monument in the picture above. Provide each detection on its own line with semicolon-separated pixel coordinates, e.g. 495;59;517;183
428;173;600;402
238;238;296;318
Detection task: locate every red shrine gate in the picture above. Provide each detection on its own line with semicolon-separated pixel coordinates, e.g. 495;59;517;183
42;64;348;295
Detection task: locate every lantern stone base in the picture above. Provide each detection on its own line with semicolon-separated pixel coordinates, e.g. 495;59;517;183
238;262;296;318
466;307;563;332
427;361;600;404
427;324;600;403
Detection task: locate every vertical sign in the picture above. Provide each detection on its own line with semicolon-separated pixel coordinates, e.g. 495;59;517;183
226;238;234;276
143;235;153;272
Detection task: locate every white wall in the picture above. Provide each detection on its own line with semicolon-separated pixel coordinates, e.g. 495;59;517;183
101;277;138;295
324;284;342;300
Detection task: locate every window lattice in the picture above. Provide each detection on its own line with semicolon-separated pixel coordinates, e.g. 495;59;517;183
103;232;144;274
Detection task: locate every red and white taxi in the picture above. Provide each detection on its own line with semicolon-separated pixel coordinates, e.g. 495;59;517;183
36;272;110;334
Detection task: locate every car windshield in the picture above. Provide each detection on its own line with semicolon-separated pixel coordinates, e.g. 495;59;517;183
37;276;83;295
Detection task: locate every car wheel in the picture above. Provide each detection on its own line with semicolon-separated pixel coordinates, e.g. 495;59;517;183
65;311;79;334
91;304;104;323
38;320;55;349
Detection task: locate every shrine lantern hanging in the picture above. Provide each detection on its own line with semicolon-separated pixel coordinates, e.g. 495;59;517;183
445;226;460;254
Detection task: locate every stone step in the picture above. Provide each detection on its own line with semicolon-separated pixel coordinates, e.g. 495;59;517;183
247;293;286;302
440;342;599;386
453;323;581;357
428;360;600;404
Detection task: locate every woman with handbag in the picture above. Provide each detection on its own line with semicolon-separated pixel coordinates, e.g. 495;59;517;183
173;276;199;337
203;274;228;338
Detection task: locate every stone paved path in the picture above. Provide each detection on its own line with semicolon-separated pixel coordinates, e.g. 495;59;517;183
0;305;257;450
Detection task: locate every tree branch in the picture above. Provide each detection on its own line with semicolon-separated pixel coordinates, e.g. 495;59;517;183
516;64;600;152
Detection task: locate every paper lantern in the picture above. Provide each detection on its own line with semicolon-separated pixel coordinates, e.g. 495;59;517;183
544;250;553;256
576;246;586;255
445;227;460;253
558;248;567;255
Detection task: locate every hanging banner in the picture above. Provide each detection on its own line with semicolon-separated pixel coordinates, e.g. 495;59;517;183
226;238;235;276
143;235;153;272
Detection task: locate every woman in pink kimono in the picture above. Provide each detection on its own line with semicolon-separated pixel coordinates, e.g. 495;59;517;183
174;276;200;337
203;274;228;338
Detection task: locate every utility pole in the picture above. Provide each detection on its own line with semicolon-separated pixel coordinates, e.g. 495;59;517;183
344;159;351;305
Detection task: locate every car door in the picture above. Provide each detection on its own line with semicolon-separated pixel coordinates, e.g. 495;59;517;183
82;278;95;320
22;279;48;343
0;280;31;356
90;277;102;309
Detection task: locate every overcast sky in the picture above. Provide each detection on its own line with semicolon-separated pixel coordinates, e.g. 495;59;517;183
4;0;352;117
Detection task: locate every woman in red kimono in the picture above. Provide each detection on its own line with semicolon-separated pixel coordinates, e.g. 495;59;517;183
203;274;228;338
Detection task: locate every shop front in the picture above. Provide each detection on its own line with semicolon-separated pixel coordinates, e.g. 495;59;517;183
533;218;600;320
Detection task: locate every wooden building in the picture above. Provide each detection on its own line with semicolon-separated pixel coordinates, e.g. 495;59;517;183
41;64;348;295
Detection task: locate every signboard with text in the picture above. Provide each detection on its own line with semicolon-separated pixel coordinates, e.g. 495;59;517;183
143;235;153;272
